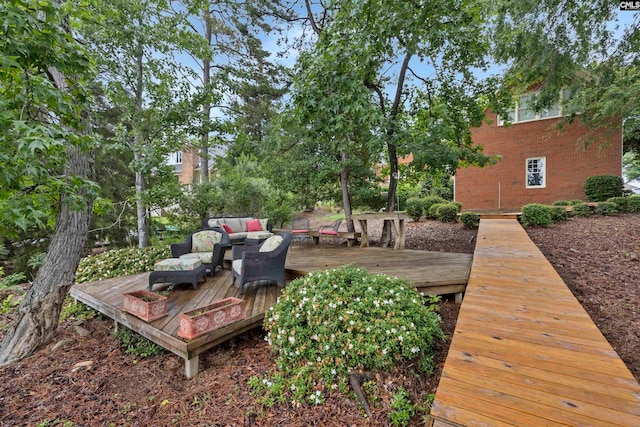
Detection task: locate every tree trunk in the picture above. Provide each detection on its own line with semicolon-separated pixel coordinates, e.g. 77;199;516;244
199;8;213;183
134;26;149;247
339;152;355;233
381;142;398;247
0;140;93;366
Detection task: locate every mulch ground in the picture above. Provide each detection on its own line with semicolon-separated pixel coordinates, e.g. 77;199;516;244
0;213;638;426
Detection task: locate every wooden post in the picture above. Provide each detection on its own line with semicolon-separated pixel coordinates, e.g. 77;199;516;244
185;356;199;379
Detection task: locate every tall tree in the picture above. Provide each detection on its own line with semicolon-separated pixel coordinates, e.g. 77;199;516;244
284;0;508;244
0;0;96;364
86;0;195;247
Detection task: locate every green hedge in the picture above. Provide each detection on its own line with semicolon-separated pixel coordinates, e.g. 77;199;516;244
595;202;617;215
521;204;552;227
459;212;480;229
405;197;425;221
606;197;628;213
437;204;459;223
549;206;568;221
628;195;640;212
584;175;623;202
571;203;592;217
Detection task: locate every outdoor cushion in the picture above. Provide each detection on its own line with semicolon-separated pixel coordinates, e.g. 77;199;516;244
232;259;242;275
292;229;309;233
191;230;222;253
259;218;268;231
222;224;233;234
247;231;273;240
247;219;262;232
259;235;283;252
225;218;243;233
180;252;212;264
319;230;339;235
207;219;220;228
155;258;202;271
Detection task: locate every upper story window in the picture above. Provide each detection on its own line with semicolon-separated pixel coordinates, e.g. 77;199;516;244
167;152;182;165
526;157;546;188
498;89;572;125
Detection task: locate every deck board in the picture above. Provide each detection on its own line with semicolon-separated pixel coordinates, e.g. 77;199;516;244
71;245;472;377
429;219;640;426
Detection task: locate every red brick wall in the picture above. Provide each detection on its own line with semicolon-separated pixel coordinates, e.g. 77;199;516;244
178;147;200;185
455;112;622;212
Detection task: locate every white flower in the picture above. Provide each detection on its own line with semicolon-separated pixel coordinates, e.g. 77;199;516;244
411;347;420;353
398;335;403;341
291;385;297;391
331;369;337;375
289;336;296;344
382;349;387;355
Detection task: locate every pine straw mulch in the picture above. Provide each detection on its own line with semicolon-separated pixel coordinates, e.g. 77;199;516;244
0;213;639;426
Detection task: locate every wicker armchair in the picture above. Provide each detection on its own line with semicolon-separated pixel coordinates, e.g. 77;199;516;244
170;227;231;275
231;231;292;293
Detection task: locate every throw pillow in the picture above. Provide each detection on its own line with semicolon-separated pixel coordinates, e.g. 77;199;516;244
222;224;233;234
259;218;268;231
247;218;262;232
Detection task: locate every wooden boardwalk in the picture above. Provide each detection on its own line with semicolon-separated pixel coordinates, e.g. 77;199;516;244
71;246;472;378
428;219;640;426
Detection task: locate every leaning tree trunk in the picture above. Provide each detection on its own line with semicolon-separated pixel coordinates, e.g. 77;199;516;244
0;144;93;366
199;8;212;184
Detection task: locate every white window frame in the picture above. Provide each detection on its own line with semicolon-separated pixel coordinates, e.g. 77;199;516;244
526;157;546;189
167;151;182;165
498;90;568;125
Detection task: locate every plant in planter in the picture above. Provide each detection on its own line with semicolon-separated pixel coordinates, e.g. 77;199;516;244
178;297;244;340
122;290;168;322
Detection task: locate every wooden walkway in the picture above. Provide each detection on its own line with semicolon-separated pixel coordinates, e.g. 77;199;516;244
71;246;472;378
428;219;640;426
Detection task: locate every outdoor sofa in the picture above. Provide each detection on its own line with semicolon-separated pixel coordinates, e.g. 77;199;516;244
202;216;273;245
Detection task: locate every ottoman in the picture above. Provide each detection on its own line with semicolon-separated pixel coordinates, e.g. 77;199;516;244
244;231;273;246
149;258;208;291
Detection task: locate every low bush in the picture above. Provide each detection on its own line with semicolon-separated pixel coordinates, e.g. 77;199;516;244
521;204;552;227
552;200;570;206
606;197;629;213
437;204;459;223
250;266;444;408
423;196;447;219
584;175;624;202
115;326;165;359
427;203;446;219
450;201;462;211
75;246;171;283
549;206;568;221
405;197;425;221
459;212;480;229
568;199;585;206
628;195;640;212
595;202;618;215
571;203;592;217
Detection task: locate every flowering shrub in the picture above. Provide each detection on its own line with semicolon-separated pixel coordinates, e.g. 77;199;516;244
75;246;170;283
250;266;444;408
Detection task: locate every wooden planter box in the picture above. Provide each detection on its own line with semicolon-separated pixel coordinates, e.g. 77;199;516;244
178;297;244;340
122;290;168;322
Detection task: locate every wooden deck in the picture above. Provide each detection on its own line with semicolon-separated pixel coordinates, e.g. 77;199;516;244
428;219;640;426
71;246;472;378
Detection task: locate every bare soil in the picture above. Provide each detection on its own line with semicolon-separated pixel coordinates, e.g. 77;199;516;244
0;213;638;426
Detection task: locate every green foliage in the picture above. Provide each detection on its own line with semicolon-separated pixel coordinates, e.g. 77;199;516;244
389;387;416;427
569;199;585;206
0;272;27;289
459;212;480;229
427;203;446;220
549;206;568;221
60;296;98;322
584;175;624;202
396;184;422;211
571;203;592;217
423;197;447;219
351;186;386;211
115;326;165;359
628;195;640;212
521;204;552;227
606;197;629;213
261;190;295;229
1;293;21;315
437;204;459;223
552;200;570;206
595;202;618;216
251;266;444;407
405;198;426;221
75;246;170;283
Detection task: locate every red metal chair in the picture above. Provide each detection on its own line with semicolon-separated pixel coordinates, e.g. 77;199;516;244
318;219;342;245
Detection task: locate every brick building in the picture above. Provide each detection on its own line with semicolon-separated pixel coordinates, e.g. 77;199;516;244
455;97;622;212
